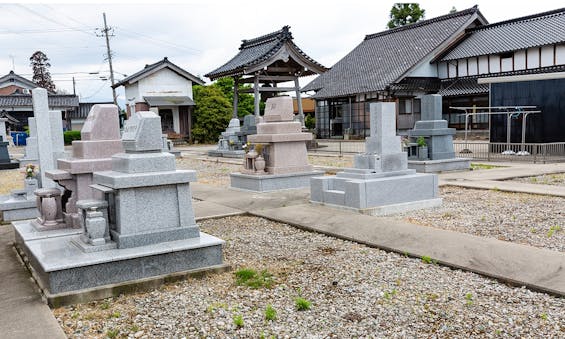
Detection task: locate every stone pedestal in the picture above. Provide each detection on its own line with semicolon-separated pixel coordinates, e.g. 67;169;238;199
311;102;441;215
230;97;322;192
12;111;224;300
208;118;246;158
407;94;470;172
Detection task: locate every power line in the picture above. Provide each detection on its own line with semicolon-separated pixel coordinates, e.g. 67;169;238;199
15;4;95;37
117;27;201;54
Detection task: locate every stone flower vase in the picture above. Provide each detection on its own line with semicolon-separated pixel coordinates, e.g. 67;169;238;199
418;146;428;160
255;155;266;172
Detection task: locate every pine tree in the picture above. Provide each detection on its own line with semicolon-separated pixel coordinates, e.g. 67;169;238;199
29;51;56;92
387;3;426;29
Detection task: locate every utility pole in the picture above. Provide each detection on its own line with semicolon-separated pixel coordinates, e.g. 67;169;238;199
97;13;117;106
72;77;76;95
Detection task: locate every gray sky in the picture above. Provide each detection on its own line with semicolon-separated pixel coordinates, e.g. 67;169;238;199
1;0;563;105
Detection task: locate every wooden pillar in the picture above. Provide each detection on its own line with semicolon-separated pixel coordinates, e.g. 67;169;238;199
294;77;304;128
254;74;260;117
232;77;239;119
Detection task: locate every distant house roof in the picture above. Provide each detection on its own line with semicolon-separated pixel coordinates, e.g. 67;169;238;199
0;94;79;108
0;71;56;94
112;57;204;88
302;6;487;99
440;8;565;61
205;26;328;80
68;101;114;119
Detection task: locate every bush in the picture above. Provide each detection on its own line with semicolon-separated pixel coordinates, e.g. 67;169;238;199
63;130;81;145
191;85;232;144
305;114;315;130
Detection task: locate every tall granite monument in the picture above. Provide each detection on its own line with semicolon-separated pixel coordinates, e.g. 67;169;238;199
311;102;441;215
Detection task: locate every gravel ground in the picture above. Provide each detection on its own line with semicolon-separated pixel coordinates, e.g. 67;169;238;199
0;167;23;195
393;186;564;252
510;173;565;186
53;216;565;338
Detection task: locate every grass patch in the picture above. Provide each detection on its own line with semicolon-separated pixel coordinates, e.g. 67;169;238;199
233;314;244;328
235;268;274;289
471;163;504;170
106;328;119;338
421;255;437;265
265;304;277;321
547;225;562;238
295;297;312;311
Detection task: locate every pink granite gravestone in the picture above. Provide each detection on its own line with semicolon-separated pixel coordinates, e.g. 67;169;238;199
231;96;323;191
45;104;123;228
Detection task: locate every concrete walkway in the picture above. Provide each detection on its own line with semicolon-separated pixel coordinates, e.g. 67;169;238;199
0;225;66;339
191;182;565;296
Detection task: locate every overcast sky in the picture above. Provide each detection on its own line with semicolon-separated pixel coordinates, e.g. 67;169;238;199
0;0;563;105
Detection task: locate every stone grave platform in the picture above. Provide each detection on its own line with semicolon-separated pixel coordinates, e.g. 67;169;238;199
311;102;441;215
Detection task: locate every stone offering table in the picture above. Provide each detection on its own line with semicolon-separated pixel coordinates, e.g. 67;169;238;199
311;102;442;215
230;96;322;192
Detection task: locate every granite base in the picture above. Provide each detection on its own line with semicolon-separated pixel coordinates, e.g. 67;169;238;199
408;158;471;173
311;198;443;216
0;161;19;169
14;228;224;295
231;171;324;192
0;197;38;222
207;149;245;158
310;172;440;213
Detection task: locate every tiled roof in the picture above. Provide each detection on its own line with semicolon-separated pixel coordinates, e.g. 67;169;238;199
439;78;489;97
205;26;327;80
0;71;57;94
389;77;441;93
113;57;204;88
441;8;565;61
0;94;79;107
302;7;484;99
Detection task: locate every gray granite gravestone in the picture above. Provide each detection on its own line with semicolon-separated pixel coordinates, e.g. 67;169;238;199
407;94;470;172
0;118;7;142
310;102;441;215
208;117;246;158
19;117;39;167
0;135;18;169
12;111;225;299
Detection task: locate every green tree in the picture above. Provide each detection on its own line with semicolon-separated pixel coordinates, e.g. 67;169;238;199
387;3;426;29
191;85;232;143
449;6;457;14
212;77;255;118
29;51;56;92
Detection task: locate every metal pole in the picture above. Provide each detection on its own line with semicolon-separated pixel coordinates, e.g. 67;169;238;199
72;77;76;95
232;77;239;119
294;77;304;128
506;112;511;149
254;74;260;118
521;112;528;154
102;13;117;106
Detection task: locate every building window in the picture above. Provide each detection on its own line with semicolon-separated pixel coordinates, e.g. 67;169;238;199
398;98;413;114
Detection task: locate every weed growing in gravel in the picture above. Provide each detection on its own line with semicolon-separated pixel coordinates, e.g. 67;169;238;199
547;225;562;237
530;228;538;234
130;325;140;332
235;268;274;289
71;312;79;319
421;256;437;264
206;302;228;313
265;304;277;321
540;312;548;320
465;293;473;305
100;301;110;310
109;311;121;318
233;314;244;328
295;297;312;311
383;289;397;300
106;328;119;338
471;163;502;170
